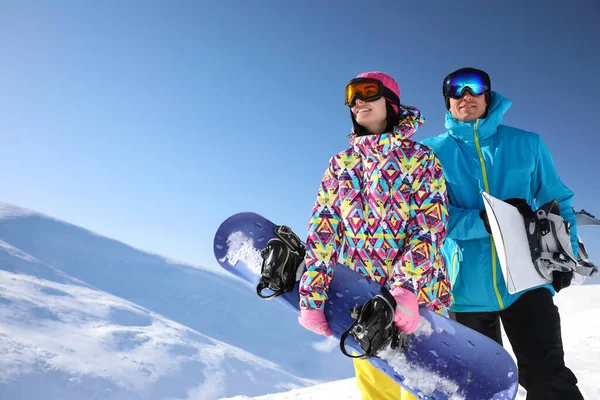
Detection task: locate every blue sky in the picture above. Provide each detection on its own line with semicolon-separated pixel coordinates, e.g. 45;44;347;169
1;0;599;271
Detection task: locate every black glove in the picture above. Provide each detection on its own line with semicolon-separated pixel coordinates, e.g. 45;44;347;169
479;198;532;235
479;209;492;234
552;270;574;293
503;198;534;217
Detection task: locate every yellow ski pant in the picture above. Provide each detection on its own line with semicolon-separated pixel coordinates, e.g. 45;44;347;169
353;357;417;400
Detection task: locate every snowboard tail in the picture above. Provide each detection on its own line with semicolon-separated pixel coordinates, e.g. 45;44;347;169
214;212;519;400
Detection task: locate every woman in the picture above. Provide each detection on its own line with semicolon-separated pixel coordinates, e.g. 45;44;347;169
298;71;451;399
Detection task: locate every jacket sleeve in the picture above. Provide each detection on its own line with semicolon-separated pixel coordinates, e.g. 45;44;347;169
299;157;344;310
532;136;579;257
446;203;490;241
391;151;450;293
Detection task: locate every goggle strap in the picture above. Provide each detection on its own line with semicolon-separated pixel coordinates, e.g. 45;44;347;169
381;87;399;107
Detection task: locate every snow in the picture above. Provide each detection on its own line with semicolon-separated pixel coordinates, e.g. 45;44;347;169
0;203;38;219
310;336;338;353
219;231;264;274
221;378;361;400
0;240;40;263
219;231;306;282
347;316;464;399
0;202;353;399
0;201;598;400
0;269;316;399
0;202;213;275
378;346;463;400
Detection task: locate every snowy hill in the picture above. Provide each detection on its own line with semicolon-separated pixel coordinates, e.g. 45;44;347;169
0;203;353;399
1;202;598;400
0;270;314;400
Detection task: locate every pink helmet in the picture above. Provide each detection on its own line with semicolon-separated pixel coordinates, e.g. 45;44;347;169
355;71;400;115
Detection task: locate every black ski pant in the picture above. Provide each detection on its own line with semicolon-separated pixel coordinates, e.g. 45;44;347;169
448;288;583;400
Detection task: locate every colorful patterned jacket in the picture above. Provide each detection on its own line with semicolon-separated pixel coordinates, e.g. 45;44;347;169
299;107;451;312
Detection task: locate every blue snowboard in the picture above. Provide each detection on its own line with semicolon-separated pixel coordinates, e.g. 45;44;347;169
213;212;519;400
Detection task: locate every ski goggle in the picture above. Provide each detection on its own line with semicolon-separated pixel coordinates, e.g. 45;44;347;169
443;68;491;99
345;78;399;107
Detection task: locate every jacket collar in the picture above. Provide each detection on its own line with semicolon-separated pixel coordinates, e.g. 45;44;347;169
350;106;424;157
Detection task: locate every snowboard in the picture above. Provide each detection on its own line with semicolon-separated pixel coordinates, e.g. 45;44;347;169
213;212;519;400
482;192;599;292
575;209;600;227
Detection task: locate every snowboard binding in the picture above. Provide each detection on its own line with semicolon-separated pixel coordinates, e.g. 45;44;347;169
575;239;598;278
340;287;405;359
525;200;596;281
256;225;306;300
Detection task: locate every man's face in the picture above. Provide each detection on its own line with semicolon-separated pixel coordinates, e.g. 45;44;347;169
448;91;487;122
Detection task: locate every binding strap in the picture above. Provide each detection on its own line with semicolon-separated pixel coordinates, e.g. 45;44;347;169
257;225;306;300
340;287;405;358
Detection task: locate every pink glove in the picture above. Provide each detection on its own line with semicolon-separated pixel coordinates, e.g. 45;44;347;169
298;309;333;337
390;286;420;334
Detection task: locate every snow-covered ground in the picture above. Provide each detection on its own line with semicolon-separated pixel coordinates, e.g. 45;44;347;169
222;378;361;400
0;203;352;399
0;201;598;400
0;270;315;400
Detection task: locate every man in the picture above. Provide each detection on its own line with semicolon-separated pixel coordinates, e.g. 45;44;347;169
421;67;583;399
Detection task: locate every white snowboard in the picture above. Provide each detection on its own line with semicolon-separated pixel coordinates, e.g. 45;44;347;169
481;192;550;294
575;210;600;227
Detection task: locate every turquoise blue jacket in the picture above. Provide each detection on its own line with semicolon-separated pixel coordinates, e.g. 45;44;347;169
421;91;578;312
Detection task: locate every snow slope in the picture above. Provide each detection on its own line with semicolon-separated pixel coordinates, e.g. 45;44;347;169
0;201;597;400
0;270;314;400
0;203;354;399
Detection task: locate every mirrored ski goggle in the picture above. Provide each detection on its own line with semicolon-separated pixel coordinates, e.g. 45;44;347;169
443;69;491;99
345;78;399;107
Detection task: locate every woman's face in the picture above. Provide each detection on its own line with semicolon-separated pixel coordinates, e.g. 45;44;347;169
351;97;387;133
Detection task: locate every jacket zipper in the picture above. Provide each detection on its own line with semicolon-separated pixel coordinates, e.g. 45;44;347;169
473;120;505;310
